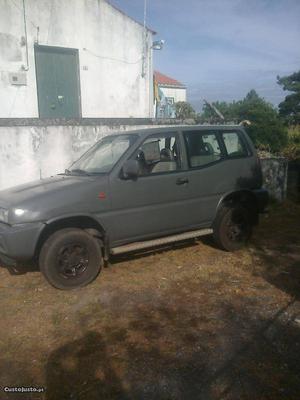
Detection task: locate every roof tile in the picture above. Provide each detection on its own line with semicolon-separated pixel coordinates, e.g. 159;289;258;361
154;71;185;88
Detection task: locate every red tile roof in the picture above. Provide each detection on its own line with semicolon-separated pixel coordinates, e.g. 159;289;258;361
154;71;186;88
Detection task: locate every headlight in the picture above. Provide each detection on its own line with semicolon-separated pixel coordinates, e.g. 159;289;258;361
0;208;9;224
14;208;25;216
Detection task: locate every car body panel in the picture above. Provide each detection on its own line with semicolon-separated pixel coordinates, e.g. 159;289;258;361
0;125;268;266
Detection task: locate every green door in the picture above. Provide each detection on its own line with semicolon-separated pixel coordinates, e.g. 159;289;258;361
35;45;81;118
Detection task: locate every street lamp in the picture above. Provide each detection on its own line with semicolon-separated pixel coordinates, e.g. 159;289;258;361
151;40;165;50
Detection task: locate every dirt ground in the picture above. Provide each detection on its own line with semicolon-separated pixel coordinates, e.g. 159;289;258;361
0;201;300;400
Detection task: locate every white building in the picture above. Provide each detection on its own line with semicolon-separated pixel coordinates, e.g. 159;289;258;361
154;70;186;118
0;0;155;118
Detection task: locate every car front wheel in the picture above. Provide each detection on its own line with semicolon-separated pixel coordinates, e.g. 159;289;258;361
39;228;103;290
213;204;252;251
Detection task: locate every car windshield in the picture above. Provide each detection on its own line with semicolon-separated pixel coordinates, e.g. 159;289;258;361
69;134;137;174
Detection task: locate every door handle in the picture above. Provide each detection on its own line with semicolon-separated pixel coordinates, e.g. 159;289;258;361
176;177;189;185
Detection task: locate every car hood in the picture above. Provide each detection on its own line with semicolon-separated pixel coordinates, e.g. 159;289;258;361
0;174;109;223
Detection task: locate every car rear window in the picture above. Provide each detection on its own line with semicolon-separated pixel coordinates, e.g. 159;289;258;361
222;132;248;157
184;131;222;168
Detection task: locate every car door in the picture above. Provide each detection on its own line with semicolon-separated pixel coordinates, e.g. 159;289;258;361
108;130;192;246
181;128;251;226
179;129;227;226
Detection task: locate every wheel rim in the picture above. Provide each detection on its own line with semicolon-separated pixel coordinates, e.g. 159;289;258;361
226;210;249;242
57;243;89;279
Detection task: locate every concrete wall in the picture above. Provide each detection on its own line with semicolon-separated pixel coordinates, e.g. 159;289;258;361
160;87;187;103
0;0;154;118
0;122;165;190
0;122;288;203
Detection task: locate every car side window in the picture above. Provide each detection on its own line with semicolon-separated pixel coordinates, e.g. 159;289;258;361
184;131;222;168
222;132;247;157
133;133;181;176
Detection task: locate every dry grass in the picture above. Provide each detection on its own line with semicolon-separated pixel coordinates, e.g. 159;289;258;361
0;201;299;399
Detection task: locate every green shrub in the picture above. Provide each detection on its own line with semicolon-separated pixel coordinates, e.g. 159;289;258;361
282;125;300;160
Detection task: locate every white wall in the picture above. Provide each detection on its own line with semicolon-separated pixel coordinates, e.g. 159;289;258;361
0;124;287;201
0;0;154;118
0;124;169;190
160;87;187;103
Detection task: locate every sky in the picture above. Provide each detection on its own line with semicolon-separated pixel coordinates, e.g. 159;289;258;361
110;0;300;111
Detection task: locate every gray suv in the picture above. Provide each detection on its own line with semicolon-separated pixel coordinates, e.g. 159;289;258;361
0;126;268;289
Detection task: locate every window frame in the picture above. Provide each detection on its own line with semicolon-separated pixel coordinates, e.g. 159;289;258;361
183;130;225;170
220;130;252;159
127;131;183;178
182;128;253;171
166;97;175;105
70;133;139;174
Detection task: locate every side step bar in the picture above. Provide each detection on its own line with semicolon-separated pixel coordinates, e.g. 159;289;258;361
110;228;213;255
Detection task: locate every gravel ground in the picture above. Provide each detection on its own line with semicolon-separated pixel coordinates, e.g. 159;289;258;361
0;201;299;400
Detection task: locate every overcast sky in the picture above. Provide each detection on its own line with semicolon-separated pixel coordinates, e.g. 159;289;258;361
110;0;300;111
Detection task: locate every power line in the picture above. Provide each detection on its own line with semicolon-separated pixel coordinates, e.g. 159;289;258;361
22;0;29;69
83;48;142;65
10;0;39;29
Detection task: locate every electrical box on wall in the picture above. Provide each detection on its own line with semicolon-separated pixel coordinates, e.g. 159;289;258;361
9;72;27;86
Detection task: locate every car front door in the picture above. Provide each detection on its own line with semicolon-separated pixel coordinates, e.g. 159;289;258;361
108;131;192;246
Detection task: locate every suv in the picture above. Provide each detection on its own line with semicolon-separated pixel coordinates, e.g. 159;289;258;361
0;125;268;289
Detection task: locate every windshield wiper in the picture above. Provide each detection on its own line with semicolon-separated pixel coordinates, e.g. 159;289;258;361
58;169;71;176
58;169;91;176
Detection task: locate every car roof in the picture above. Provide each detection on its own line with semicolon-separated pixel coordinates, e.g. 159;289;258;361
112;125;243;138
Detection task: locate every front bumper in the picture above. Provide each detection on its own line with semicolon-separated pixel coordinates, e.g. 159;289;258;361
0;222;44;266
253;188;269;213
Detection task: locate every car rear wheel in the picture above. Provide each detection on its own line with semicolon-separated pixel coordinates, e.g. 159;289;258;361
213;204;252;251
39;228;102;290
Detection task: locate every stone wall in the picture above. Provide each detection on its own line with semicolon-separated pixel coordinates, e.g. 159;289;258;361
287;160;300;202
260;157;288;202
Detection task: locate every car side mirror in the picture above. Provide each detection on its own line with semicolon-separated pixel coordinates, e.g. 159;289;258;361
122;159;139;179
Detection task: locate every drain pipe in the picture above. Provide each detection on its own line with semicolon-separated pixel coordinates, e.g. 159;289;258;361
141;0;147;77
22;0;29;70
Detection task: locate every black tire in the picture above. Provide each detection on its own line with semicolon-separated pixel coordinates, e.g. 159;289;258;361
213;204;252;251
39;228;103;290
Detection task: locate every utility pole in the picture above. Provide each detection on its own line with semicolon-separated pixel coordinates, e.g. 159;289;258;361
203;99;225;121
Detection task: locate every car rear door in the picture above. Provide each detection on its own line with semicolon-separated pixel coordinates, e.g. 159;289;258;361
181;128;252;226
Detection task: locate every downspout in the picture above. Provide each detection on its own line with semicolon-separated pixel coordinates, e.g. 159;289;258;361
22;0;29;70
141;0;147;77
149;35;154;117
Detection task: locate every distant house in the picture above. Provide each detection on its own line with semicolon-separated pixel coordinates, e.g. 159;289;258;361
0;0;155;118
154;71;187;118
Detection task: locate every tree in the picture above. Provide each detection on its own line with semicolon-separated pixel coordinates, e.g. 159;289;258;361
277;71;300;125
238;90;287;152
198;90;287;152
175;101;196;121
282;125;300;160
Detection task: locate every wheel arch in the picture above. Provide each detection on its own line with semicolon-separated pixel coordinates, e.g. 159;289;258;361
34;215;108;260
216;190;259;225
